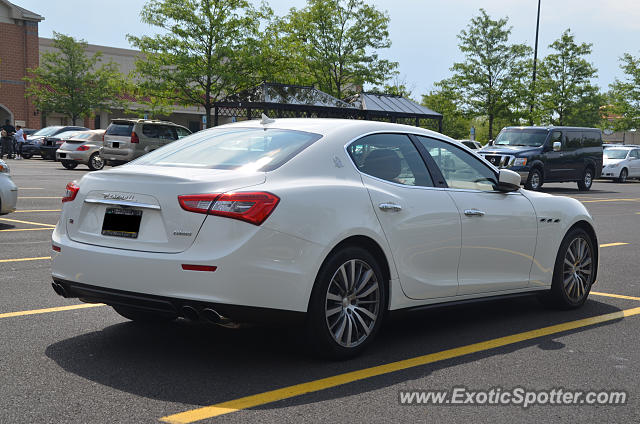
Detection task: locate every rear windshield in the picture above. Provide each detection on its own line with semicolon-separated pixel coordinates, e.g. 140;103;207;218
132;127;322;171
32;126;62;137
494;129;548;147
106;123;134;136
604;149;628;159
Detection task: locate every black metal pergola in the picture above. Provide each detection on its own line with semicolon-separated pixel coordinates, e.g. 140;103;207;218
211;83;443;132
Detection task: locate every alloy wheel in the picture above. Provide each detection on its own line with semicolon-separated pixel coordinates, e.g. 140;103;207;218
562;237;593;302
325;259;381;348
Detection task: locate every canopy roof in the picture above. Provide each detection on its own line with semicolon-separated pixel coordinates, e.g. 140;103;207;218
347;92;442;118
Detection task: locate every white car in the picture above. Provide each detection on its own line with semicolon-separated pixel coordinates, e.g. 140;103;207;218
601;146;640;183
0;159;18;215
51;119;599;358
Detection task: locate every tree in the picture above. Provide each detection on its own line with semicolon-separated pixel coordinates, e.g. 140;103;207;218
372;75;414;98
448;9;532;140
608;52;640;130
536;29;602;127
128;0;265;127
283;0;397;98
421;85;470;140
24;32;124;124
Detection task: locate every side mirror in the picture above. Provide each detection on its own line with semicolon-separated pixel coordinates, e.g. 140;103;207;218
497;169;521;192
553;141;561;152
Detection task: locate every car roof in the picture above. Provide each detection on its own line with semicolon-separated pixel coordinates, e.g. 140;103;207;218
111;118;183;126
503;126;601;131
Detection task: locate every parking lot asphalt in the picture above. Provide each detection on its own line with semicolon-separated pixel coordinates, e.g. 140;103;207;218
1;159;639;423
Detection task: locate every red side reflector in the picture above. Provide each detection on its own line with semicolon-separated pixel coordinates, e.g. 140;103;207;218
181;264;217;272
52;244;61;252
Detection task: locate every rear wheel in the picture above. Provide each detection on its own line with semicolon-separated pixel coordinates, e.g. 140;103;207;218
615;168;628;183
577;167;594;191
540;227;595;309
61;160;78;169
112;305;177;323
306;246;386;359
525;168;543;191
88;152;104;171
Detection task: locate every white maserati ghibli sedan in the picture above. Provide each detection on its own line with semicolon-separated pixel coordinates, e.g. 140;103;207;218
51;118;598;358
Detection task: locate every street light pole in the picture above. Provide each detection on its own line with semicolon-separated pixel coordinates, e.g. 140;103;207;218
529;0;541;125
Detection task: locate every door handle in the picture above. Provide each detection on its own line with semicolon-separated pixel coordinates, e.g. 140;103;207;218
464;209;485;217
378;203;402;212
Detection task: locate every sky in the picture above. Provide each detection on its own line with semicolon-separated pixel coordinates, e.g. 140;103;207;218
16;0;640;100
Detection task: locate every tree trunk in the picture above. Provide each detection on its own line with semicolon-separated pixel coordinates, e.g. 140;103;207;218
488;113;494;141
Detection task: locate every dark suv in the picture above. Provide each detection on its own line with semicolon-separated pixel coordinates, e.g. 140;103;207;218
477;126;603;191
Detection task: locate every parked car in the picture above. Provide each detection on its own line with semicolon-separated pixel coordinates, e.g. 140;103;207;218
601;146;640;183
51;118;599;358
40;129;89;160
0;159;18;215
477;126;603;191
22;126;89;159
459;139;483;149
56;130;107;170
101;119;191;165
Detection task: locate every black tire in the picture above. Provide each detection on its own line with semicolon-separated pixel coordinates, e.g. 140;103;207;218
61;160;78;169
615;168;628;183
539;227;596;309
112;305;177;323
88;152;104;171
577;167;594;191
306;246;387;359
524;167;543;191
21;153;32;159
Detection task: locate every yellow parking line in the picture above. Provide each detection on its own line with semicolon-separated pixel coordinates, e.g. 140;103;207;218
591;291;640;302
18;197;62;199
160;306;640;423
581;198;640;203
0;303;104;319
0;217;56;228
18;187;44;190
14;209;61;213
0;227;54;232
0;256;51;263
599;242;629;248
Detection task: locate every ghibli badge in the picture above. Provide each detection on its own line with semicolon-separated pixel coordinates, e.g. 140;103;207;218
103;192;135;201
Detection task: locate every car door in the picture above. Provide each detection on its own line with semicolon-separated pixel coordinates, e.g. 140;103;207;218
347;133;461;300
630;149;640;177
414;135;538;295
543;130;568;181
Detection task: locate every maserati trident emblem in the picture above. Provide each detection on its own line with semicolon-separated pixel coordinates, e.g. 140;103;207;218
103;192;135;201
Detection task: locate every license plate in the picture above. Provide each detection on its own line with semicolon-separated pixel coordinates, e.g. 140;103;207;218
102;208;142;238
112;142;119;148
59;153;66;158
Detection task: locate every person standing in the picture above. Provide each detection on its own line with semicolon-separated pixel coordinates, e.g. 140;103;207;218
14;125;24;159
0;119;16;159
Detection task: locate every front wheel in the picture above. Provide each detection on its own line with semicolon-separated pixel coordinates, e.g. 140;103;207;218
577;167;594;191
615;168;628;183
540;227;596;309
306;246;386;359
525;168;543;191
88;152;104;171
61;160;78;169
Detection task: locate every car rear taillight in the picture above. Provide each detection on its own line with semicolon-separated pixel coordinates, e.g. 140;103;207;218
178;192;280;225
62;181;80;203
131;131;139;143
76;145;90;151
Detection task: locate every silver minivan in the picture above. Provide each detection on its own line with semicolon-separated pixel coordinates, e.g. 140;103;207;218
101;119;191;165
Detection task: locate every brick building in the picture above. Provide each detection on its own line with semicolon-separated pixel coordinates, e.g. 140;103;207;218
0;0;42;129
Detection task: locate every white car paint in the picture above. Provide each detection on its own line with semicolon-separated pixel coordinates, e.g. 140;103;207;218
0;159;18;215
601;147;640;180
51;119;597;316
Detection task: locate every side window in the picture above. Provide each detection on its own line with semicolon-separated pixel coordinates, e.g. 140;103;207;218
550;131;562;145
347;133;433;187
566;132;582;149
632;150;640;159
142;124;158;138
155;125;176;140
416;136;497;191
176;127;191;139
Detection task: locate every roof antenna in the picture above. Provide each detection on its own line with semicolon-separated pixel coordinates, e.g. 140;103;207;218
260;113;275;125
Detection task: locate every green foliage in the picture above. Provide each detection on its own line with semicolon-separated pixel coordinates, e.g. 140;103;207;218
421;87;470;140
608;52;640;130
537;29;602;127
127;0;265;125
449;9;532;140
282;0;397;98
24;32;125;123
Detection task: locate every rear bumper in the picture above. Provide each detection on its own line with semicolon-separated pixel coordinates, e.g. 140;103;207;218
101;147;136;162
56;149;91;163
40;146;59;159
